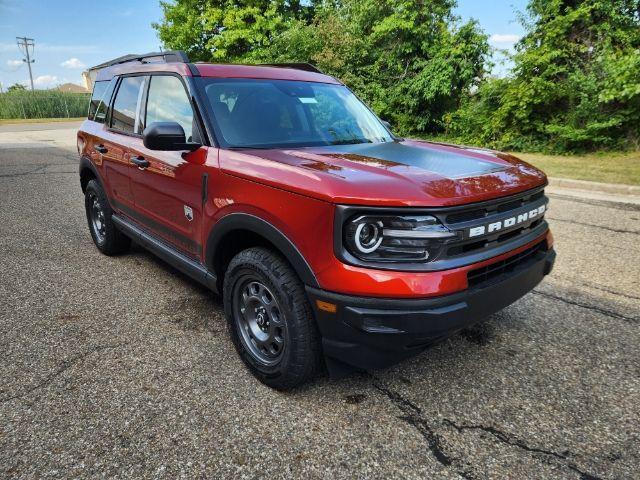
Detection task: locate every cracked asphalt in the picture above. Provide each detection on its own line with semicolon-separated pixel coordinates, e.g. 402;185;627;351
1;122;639;479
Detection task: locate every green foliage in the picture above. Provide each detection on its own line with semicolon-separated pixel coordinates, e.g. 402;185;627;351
154;0;489;137
155;0;640;152
449;0;640;152
7;83;26;92
0;90;90;119
154;0;313;62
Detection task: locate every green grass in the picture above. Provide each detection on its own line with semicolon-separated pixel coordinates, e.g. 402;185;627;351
0;117;85;125
0;90;90;120
512;151;640;186
423;135;640;186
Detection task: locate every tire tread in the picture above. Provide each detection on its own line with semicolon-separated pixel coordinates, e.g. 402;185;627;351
223;247;322;390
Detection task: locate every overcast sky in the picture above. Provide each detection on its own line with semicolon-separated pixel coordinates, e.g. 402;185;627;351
0;0;528;91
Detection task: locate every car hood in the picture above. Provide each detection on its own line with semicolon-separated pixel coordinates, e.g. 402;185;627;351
219;139;547;207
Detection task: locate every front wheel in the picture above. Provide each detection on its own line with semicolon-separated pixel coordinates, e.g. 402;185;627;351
223;247;322;390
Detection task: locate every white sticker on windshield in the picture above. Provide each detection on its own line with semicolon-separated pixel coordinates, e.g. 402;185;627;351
299;97;318;104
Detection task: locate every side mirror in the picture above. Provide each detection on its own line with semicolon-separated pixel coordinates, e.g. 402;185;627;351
143;121;201;152
381;119;392;130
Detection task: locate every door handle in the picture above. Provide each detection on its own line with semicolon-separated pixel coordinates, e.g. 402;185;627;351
130;155;150;169
95;144;108;154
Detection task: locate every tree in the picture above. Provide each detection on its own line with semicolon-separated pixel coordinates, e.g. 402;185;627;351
7;83;26;93
154;0;314;63
449;0;640;152
154;0;489;136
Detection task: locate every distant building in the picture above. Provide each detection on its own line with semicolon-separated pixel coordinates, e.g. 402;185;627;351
81;69;96;92
55;83;89;94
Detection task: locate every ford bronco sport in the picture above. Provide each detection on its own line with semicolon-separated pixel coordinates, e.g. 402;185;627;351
78;51;555;389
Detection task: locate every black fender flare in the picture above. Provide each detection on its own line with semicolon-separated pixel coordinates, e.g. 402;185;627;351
79;155;103;192
205;213;319;288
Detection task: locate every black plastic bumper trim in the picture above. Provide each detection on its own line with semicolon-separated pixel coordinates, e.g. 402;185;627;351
307;247;555;372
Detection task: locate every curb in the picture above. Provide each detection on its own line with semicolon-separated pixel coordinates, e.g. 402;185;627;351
548;177;640;196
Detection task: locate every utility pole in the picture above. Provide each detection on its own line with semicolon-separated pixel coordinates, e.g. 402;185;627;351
16;37;35;91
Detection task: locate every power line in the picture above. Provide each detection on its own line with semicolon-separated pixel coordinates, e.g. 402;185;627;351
16;36;35;91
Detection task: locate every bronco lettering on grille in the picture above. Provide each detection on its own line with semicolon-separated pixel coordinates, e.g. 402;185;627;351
468;204;546;238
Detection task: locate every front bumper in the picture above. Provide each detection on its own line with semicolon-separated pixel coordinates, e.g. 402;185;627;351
307;244;555;372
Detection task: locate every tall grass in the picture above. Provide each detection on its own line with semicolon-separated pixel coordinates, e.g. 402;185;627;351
0;90;90;119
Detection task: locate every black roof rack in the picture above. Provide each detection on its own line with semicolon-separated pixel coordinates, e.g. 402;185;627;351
259;63;324;74
90;50;190;70
89;53;324;76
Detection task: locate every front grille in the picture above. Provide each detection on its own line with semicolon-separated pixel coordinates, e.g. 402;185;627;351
438;187;548;259
467;241;546;288
445;188;545;225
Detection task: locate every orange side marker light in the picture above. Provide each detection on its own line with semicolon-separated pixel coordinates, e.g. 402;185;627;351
316;300;337;314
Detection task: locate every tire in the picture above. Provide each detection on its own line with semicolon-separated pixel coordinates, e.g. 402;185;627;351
223;247;322;390
84;179;130;255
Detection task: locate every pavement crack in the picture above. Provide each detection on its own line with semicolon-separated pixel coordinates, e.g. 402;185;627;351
546;217;639;235
444;419;603;480
0;170;76;178
369;374;606;479
0;164;48;178
577;283;640;301
532;290;638;324
444;420;569;459
369;375;476;479
0;161;77;167
372;381;422;415
0;342;129;403
396;414;458;468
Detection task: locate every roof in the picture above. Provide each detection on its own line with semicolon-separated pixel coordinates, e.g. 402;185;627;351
89;51;189;71
95;62;192;82
93;58;340;85
192;64;340;84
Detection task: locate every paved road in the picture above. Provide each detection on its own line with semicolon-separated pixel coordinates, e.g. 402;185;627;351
1;122;638;479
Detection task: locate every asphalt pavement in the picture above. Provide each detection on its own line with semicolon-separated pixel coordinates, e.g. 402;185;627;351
1;122;638;479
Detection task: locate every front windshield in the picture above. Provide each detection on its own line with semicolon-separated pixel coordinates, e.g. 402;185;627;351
200;78;393;148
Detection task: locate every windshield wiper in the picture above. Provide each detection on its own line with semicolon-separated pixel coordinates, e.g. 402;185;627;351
328;138;373;145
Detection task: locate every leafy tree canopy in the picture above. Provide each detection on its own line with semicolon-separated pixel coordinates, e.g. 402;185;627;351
155;0;640;152
449;0;640;152
7;83;27;93
154;0;489;135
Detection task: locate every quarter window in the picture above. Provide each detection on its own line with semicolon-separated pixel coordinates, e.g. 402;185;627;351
91;78;116;124
145;75;195;141
88;81;108;121
111;76;146;134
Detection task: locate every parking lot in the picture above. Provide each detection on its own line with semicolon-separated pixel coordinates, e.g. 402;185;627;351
1;121;638;479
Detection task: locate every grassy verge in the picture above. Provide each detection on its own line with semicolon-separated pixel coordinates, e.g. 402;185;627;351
0;117;84;125
512;151;640;186
0;91;89;119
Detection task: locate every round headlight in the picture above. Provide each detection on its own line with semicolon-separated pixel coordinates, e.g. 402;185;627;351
343;213;456;263
354;221;383;253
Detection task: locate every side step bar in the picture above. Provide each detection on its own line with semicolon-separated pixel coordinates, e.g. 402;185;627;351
112;214;218;294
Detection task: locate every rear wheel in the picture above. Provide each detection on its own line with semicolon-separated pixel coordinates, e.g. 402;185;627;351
223;247;322;390
84;179;130;255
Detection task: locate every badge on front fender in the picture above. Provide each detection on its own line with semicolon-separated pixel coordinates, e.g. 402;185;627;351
184;205;194;222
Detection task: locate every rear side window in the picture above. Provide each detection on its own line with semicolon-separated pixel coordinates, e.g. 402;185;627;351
111;76;146;134
88;81;108;120
91;78;116;124
145;75;195;142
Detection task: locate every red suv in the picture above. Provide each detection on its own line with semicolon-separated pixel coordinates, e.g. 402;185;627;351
78;51;555;389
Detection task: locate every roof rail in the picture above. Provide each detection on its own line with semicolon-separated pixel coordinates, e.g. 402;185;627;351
259;63;324;74
90;50;190;71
